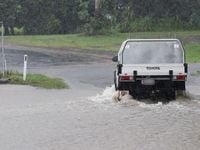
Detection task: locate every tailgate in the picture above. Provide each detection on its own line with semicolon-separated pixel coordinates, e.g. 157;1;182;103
122;64;185;76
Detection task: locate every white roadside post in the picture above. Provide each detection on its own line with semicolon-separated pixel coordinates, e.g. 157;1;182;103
23;55;28;81
1;22;5;76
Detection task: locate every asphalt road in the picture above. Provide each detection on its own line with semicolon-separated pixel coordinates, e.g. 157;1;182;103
0;45;200;150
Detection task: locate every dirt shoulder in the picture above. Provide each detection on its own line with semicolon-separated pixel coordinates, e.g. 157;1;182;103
5;43;116;63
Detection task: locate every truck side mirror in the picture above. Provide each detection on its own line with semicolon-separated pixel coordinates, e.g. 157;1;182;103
112;56;118;62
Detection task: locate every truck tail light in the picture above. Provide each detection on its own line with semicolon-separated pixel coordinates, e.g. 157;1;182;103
120;76;133;81
176;75;187;81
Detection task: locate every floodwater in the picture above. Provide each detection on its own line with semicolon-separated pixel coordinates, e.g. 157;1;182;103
0;46;200;150
89;85;200;150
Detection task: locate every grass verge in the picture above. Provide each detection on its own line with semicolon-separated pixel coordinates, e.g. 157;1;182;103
5;31;200;63
1;72;68;89
185;44;200;63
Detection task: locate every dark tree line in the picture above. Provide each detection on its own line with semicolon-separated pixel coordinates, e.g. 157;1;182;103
0;0;200;35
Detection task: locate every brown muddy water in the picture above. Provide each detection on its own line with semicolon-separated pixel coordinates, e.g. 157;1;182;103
0;46;199;150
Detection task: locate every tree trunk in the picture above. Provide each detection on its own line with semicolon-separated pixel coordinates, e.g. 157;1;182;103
95;0;101;15
10;26;15;35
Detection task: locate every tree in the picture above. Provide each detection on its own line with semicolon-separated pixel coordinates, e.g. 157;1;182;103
20;0;80;34
1;0;200;35
0;0;20;35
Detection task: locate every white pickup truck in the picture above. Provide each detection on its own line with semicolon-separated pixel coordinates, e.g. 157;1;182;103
112;39;188;100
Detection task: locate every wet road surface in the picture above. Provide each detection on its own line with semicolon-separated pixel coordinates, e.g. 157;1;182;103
0;46;200;150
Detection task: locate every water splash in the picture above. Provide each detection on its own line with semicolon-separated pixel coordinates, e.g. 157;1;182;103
89;85;116;104
89;85;136;104
89;85;198;112
89;85;152;106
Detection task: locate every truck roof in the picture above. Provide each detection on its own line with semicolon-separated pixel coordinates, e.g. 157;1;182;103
126;38;179;41
119;39;183;54
124;38;181;42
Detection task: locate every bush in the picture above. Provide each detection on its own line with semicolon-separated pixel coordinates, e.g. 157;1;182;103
82;16;111;35
118;21;132;33
118;17;199;33
118;17;154;33
46;15;62;34
132;17;154;32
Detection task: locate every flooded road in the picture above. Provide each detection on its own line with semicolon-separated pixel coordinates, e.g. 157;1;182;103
0;45;200;150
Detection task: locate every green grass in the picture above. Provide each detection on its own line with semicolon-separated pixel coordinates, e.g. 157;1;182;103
2;72;68;89
6;33;123;51
185;44;200;63
5;31;200;62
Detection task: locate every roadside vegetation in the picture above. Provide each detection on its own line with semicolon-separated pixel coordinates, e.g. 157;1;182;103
1;0;200;35
6;31;200;63
185;44;200;63
1;72;68;89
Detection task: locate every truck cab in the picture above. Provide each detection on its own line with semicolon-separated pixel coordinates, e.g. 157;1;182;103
113;39;188;100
